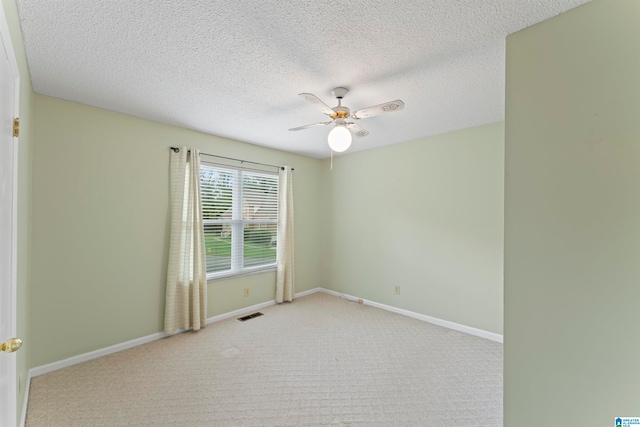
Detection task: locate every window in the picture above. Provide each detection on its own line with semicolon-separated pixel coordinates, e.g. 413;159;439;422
200;163;278;279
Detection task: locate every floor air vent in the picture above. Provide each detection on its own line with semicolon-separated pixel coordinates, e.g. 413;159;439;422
238;312;263;322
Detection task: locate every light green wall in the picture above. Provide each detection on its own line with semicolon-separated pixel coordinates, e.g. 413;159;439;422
21;10;505;374
321;123;504;334
31;95;323;366
504;0;640;424
30;94;505;370
2;0;33;423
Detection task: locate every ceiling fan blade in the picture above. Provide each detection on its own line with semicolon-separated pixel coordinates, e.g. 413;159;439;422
352;100;405;119
299;93;335;116
288;121;332;131
346;123;369;138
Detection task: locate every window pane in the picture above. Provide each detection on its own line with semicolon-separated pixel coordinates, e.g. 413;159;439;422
204;223;232;273
243;223;277;268
200;162;279;277
200;167;234;221
242;172;278;221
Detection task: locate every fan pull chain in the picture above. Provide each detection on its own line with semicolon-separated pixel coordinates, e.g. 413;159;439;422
330;149;333;170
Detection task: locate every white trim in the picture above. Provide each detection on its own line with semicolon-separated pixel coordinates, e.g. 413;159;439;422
316;288;503;343
28;287;501;380
204;299;276;325
20;286;501;422
29;331;169;378
19;371;30;427
0;2;19;78
29;290;312;378
207;265;276;282
0;3;20;427
319;288;358;301
293;287;322;298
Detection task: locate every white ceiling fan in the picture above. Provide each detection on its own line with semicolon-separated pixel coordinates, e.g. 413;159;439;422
289;87;405;152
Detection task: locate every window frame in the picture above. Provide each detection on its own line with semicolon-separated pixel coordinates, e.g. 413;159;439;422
200;162;278;281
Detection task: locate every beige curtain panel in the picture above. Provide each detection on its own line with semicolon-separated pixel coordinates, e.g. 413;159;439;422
164;147;207;334
275;166;294;303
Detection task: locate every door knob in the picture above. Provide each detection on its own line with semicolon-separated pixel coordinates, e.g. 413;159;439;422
1;338;22;353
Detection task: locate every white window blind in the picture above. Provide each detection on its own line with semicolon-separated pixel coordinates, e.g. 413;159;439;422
200;163;278;279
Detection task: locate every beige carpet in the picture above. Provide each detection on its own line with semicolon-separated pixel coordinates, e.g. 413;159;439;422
25;292;502;426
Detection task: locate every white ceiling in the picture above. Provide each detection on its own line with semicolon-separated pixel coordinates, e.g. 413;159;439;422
16;0;590;159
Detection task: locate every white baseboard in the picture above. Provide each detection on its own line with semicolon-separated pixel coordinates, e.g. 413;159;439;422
317;288;503;343
29;288;316;378
22;286;501;422
205;299;276;325
29;286;501;379
29;330;168;378
293;287;322;298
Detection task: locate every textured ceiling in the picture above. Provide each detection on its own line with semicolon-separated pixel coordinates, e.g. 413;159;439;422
16;0;590;159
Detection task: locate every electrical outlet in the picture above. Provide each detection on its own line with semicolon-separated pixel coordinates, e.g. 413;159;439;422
394;286;401;295
243;288;250;297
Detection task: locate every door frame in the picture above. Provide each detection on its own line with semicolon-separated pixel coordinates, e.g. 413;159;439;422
0;2;21;426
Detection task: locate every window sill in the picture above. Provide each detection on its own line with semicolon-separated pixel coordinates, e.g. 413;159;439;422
206;265;276;282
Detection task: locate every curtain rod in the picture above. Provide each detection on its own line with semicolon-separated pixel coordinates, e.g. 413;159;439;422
170;147;293;171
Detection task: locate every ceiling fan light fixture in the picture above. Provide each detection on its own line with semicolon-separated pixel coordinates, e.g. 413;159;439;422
327;125;352;152
291;87;404;154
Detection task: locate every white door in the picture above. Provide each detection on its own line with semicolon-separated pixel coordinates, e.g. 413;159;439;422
0;3;20;426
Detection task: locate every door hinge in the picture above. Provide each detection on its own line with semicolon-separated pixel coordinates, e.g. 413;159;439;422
13;118;19;137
